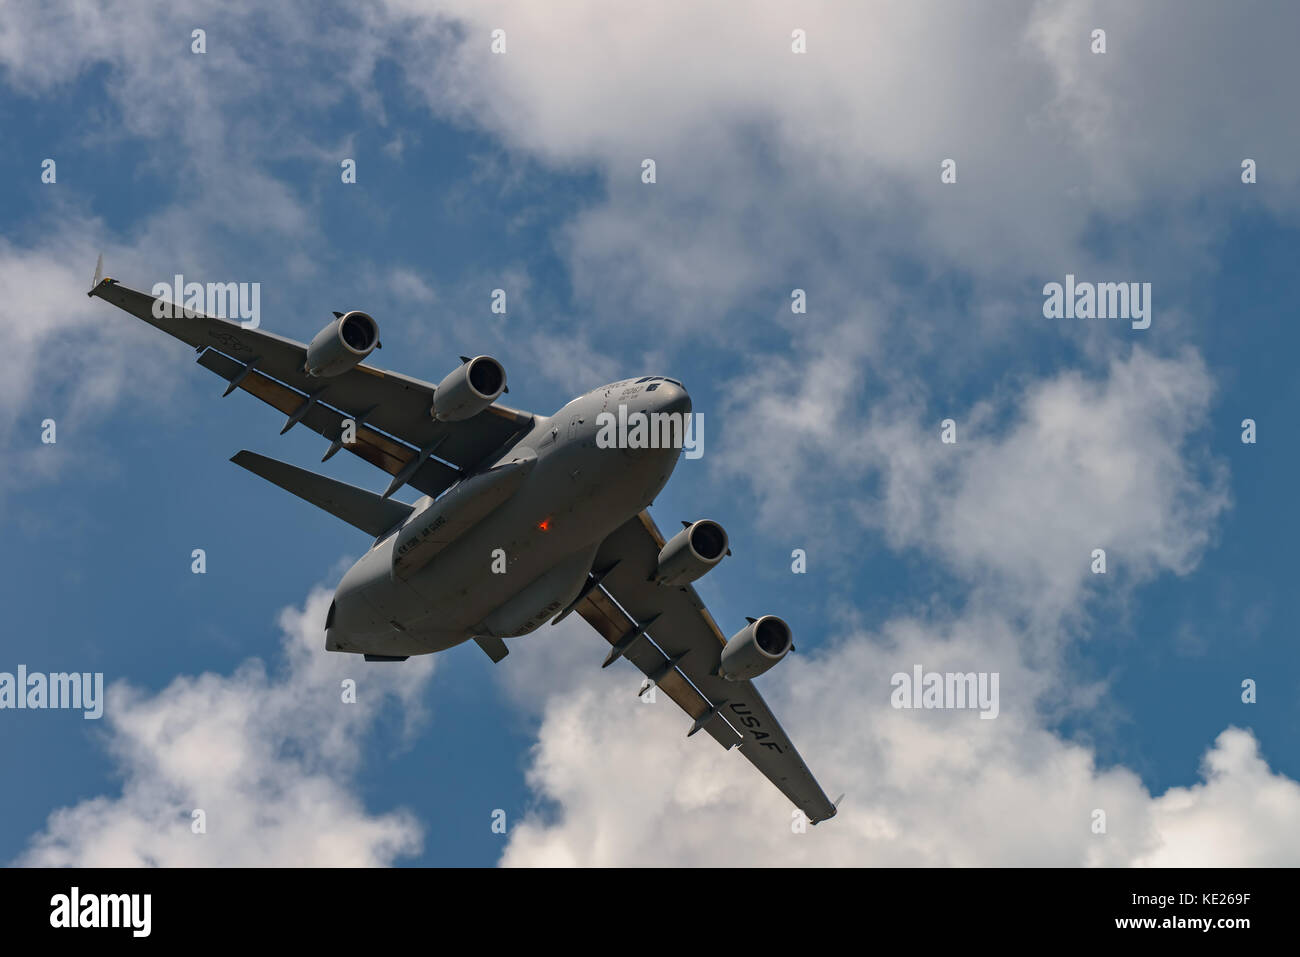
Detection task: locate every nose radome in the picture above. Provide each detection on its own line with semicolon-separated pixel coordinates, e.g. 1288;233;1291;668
656;383;691;416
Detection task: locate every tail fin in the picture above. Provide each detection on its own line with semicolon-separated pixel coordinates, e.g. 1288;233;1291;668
231;450;412;537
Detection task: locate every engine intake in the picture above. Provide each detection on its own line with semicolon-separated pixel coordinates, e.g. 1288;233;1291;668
432;355;507;421
305;311;378;377
719;615;793;681
652;519;728;587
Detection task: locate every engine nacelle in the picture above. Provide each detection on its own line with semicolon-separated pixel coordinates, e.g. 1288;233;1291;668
305;311;378;377
652;519;728;587
719;615;793;681
431;355;507;422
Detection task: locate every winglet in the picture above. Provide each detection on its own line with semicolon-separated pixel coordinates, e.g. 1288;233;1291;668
87;253;117;298
87;254;105;297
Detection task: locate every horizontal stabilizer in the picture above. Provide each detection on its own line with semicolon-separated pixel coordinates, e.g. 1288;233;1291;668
230;450;412;537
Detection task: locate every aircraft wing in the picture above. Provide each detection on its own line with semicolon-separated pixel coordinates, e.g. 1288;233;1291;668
569;510;838;823
89;274;534;499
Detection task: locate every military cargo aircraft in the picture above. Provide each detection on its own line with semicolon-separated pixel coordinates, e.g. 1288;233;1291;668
88;260;839;824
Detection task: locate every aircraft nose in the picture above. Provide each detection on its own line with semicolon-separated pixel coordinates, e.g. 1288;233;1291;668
655;382;691;416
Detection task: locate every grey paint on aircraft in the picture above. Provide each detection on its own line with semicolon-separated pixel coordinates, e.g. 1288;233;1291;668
328;379;689;656
87;267;838;824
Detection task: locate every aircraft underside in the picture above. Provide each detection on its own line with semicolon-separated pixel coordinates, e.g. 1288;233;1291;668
88;269;841;823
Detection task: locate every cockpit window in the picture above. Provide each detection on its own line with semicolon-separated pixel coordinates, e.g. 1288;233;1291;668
646;383;659;391
635;376;683;387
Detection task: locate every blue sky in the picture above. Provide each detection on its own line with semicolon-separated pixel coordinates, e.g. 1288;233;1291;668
1;1;1297;866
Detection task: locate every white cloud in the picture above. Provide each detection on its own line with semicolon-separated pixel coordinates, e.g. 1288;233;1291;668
865;348;1230;622
496;353;1288;867
1137;728;1300;867
0;2;410;492
358;1;1295;865
16;585;435;866
391;0;1300;337
0;221;202;495
5;0;1294;867
714;337;1230;622
502;643;1298;866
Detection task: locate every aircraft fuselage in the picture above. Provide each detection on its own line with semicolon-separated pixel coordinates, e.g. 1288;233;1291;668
325;377;691;657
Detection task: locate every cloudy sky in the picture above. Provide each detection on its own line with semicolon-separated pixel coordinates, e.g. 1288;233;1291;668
1;0;1297;866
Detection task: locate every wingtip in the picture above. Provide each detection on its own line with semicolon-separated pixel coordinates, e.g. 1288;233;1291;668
809;797;843;825
87;253;114;297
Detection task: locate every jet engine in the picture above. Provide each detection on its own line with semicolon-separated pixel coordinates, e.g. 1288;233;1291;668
719;615;793;681
305;311;379;377
652;519;728;587
431;355;507;421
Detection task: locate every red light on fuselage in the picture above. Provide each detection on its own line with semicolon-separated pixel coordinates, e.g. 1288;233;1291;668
538;519;551;532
